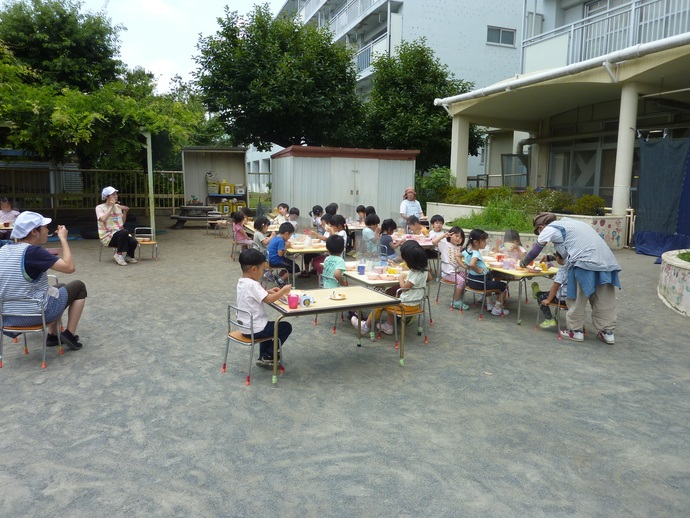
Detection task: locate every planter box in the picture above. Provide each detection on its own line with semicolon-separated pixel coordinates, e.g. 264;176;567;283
426;202;626;250
658;250;690;317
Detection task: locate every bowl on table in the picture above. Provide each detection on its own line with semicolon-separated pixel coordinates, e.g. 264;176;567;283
366;273;380;280
290;243;305;249
345;263;357;271
380;273;399;281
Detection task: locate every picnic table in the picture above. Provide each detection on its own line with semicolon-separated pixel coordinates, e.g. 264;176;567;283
170;206;220;229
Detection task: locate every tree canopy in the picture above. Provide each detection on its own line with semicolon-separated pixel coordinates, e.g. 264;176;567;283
195;4;362;150
0;0;124;92
363;39;484;172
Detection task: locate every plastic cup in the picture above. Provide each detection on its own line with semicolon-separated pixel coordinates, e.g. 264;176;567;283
288;294;299;309
357;265;365;275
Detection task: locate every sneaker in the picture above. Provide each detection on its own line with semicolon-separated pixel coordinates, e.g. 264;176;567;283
255;356;274;368
60;330;83;351
263;271;275;282
113;253;127;266
124;255;138;264
597;330;615;344
560;329;584;342
350;316;370;333
539;318;557;329
46;333;79;347
274;276;286;289
531;282;540;301
491;305;510;316
485;300;495;312
376;322;395;335
452;300;470;311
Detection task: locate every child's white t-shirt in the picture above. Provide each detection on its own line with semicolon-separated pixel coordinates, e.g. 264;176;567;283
236;277;269;333
437;239;463;276
428;229;444;241
336;229;348;248
400;269;427;305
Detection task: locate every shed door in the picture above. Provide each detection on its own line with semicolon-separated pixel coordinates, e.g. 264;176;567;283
330;158;378;218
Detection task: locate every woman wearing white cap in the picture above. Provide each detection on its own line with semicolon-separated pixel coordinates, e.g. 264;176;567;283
95;186;138;266
0;212;87;350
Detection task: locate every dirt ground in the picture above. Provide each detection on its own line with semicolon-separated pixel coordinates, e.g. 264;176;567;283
1;217;689;517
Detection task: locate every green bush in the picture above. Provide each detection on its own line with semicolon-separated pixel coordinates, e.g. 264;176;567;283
678;251;690;263
566;194;606;216
449;197;533;233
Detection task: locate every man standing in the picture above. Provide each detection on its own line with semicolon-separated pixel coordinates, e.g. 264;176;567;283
521;212;621;344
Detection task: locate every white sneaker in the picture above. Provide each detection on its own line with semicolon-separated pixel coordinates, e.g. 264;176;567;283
597;330;615;344
376;322;395;335
113;253;127;266
491;304;510;316
124;256;138;264
560;329;584;342
350;316;370;333
485;301;494;312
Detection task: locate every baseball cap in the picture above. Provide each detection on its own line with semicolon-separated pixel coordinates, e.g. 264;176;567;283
10;211;52;239
101;186;118;200
533;212;557;235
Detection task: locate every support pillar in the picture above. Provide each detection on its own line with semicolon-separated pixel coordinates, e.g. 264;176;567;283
451;115;470;188
612;82;638;216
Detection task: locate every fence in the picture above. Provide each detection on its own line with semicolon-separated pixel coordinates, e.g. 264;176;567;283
0;166;184;217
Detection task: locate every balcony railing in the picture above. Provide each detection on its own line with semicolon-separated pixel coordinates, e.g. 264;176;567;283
523;0;690;72
355;33;388;73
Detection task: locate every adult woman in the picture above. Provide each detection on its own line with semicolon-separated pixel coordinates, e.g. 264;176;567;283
399;187;426;226
0;212;87;350
96;186;138;266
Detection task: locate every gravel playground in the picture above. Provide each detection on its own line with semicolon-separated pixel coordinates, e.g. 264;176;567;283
1;218;689;517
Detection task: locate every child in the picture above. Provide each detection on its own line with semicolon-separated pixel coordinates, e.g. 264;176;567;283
532;251;568;328
325;202;338;216
463;228;510;316
232;211;253;250
356;205;366;224
352;240;431;335
310;205;324;234
329;214;348;252
273;203;289;225
267;222;299;284
365;206;376;218
321;235;348;289
361;213;381;255
379;218;404;259
0;197;20;239
432;226;469;310
428;215;445;240
407;215;429;236
252;216;274;256
496;229;526;261
288;207;301;233
237;248;292;367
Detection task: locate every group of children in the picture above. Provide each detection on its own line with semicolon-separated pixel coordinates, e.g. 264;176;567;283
235;204;569;368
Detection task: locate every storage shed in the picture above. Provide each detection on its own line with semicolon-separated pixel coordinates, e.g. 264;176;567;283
271;146;419;225
181;147;247;207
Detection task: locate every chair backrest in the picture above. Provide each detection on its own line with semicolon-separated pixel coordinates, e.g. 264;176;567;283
134;227;154;240
228;303;255;341
394;286;427;305
0;296;47;326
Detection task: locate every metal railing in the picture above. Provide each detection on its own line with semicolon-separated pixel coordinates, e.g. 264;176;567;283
523;0;690;69
355;33;388;73
0;167;184;214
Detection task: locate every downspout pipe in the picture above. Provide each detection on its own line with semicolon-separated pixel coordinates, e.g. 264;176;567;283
434;33;690;107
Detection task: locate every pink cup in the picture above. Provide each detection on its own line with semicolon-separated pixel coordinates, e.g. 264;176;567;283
287;294;299;309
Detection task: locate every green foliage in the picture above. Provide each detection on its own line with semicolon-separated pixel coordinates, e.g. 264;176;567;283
678;251;690;263
362;39;485;171
0;0;124;92
415;167;452;206
564;194;606;216
195;4;362;150
450;197;533;233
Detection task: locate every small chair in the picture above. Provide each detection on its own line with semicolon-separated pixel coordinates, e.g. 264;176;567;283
462;269;506;320
535;298;569;337
206;211;226;236
315;272;344;332
98;241;110;262
435;259;465;311
134;227;158;260
377;286;432;349
1;295;63;369
222;304;275;385
230;225;251;261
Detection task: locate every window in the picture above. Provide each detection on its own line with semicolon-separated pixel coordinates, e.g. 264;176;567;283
487;26;516;47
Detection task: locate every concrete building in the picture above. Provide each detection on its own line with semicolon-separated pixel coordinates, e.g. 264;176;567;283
248;0;526;189
437;0;690;215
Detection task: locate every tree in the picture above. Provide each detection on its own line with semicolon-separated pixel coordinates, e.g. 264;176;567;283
363;39;485;172
194;4;362;150
0;0;124;92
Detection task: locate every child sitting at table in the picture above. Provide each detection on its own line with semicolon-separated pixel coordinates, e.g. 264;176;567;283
310;205;324;234
237;248;293;367
273;203;289;225
379;219;404;260
495;229;526;261
407;215;429;237
365;206;376;217
232;211;253;250
428;214;445;240
463;228;509;316
361;213;380;255
321;235;348;289
531;250;569;328
252;216;274;255
433;226;469;311
325;202;338;216
288;207;301;233
356;205;366;224
310;214;347;251
0;197;20;239
267;222;298;287
351;240;431;335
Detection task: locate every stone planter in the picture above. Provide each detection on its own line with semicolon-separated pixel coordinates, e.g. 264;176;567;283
425;202;626;250
658;250;690;317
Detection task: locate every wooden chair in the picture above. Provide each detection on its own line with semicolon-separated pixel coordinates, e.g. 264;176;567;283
222;304;275;386
462;269;506;320
377;286;432;349
1;293;63;369
206;211;226;236
134;227;158;260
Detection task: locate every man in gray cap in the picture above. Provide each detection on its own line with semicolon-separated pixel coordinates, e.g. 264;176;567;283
520;212;621;344
0;212;87;350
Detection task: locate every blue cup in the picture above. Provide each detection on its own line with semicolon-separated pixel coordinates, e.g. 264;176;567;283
357;265;365;275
